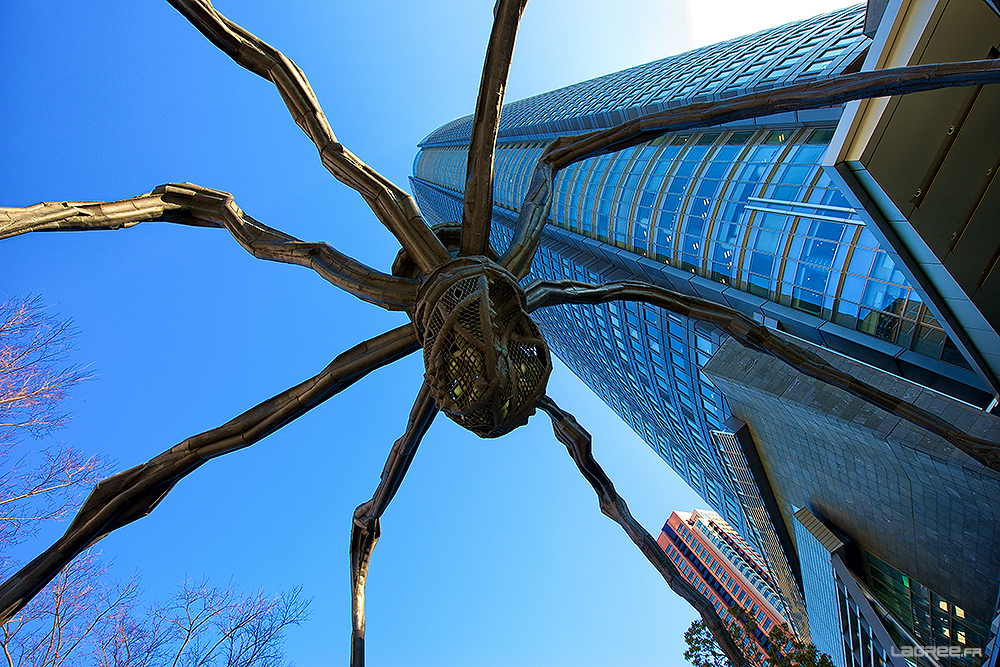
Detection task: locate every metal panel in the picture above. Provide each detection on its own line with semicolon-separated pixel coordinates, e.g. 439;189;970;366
828;0;1000;398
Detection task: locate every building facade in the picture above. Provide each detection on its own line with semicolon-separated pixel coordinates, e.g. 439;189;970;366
794;507;990;667
660;510;791;666
411;0;999;658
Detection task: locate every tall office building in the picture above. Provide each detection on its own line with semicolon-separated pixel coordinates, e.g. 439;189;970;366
659;509;792;667
411;0;1000;656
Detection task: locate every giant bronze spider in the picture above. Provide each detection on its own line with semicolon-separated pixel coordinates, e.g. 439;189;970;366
3;1;999;664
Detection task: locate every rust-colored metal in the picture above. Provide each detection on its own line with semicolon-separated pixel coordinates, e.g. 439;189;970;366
4;0;1000;663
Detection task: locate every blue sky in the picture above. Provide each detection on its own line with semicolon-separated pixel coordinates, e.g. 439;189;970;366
1;1;850;664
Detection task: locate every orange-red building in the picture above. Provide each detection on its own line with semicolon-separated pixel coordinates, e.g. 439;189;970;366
659;509;790;666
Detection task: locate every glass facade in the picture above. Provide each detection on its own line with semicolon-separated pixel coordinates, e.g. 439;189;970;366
795;510;850;667
836;575;902;667
410;2;995;639
864;554;990;667
415;129;965;365
714;427;809;641
421;5;869;144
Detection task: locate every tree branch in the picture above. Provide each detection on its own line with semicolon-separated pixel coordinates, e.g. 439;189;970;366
0;324;420;625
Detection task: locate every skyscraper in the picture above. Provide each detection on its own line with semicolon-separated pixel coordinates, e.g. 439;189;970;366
411;0;1000;655
659;509;793;666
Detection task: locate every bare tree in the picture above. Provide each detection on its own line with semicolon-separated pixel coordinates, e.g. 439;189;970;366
0;297;92;444
0;296;107;558
1;552;142;667
1;564;308;667
0;297;309;666
141;580;309;667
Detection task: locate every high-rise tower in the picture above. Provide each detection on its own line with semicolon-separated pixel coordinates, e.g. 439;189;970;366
411;0;1000;654
659;509;793;666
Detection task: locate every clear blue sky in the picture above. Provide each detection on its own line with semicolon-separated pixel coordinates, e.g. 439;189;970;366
1;1;848;664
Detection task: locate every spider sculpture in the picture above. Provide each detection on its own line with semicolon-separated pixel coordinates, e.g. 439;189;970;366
3;1;1000;664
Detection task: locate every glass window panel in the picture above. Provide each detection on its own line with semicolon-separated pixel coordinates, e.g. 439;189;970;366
755;229;782;253
848;247;875;275
856;227;879;248
808;220;846;240
790;144;826;164
862;281;906;312
795;263;830;292
749;252;775;276
807;128;836;144
870;253;907;284
763;130;789;144
801;237;838;267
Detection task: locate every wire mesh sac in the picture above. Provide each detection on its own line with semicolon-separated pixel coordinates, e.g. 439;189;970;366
417;260;551;438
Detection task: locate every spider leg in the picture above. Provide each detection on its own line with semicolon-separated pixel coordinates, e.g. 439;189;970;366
498;58;1000;279
460;0;529;258
0;325;420;625
1;183;419;311
536;395;751;667
166;0;451;275
525;278;1000;471
350;382;437;667
496;156;556;279
543;58;1000;169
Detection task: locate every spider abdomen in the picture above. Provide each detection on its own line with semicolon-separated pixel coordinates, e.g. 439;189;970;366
416;259;551;438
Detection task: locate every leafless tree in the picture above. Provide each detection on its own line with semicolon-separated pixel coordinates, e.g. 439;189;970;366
0;298;308;666
0;296;107;558
0;297;92;445
1;553;142;667
1;562;308;667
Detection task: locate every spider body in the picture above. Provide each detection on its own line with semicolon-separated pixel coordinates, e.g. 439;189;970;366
414;257;550;438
